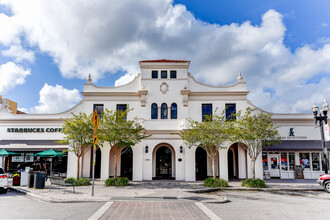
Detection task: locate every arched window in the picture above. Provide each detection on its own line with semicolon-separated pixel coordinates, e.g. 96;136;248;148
171;103;177;119
161;103;168;119
151;103;158;119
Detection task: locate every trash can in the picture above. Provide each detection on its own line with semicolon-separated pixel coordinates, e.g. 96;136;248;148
28;171;35;188
34;172;46;189
13;172;21;186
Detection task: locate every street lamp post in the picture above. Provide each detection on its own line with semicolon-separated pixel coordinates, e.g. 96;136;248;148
312;99;329;174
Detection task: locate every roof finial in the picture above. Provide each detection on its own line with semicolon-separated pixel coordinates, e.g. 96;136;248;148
237;72;243;82
87;74;92;83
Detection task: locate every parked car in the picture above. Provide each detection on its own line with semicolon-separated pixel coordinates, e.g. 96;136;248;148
317;174;330;192
0;167;8;194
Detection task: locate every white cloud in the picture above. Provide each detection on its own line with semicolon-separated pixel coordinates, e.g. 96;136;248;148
17;107;28;113
30;84;81;114
2;44;35;62
0;62;30;93
0;1;330;113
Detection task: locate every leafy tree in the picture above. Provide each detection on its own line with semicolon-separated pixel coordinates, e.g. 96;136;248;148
98;109;147;179
59;113;94;180
180;112;233;179
233;108;280;180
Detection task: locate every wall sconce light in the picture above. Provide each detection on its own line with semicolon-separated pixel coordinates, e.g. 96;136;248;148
145;145;149;153
180;145;183;153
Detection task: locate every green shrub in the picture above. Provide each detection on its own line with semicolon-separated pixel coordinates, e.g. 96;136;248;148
105;178;116;186
241;178;267;188
204;177;229;188
75;177;91;186
65;177;76;184
65;177;91;186
116;177;129;186
105;177;129;186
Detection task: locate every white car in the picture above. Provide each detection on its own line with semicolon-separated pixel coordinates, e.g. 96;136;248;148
0;167;8;193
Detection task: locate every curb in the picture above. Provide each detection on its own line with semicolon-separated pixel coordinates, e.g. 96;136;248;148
9;187;109;203
9;187;229;204
190;187;324;193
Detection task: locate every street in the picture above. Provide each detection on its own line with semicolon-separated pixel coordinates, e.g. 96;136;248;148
0;190;104;220
2;189;330;219
206;190;330;220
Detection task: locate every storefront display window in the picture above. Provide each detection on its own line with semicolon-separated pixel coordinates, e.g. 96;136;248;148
262;153;268;171
281;152;287;171
312;153;320;171
299;153;310;170
289;153;295;171
321;153;330;171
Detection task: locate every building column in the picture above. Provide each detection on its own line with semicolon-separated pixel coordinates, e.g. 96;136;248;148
238;143;247;179
185;145;196;181
67;150;78;178
143;141;152;180
255;153;263;179
247;155;252;178
100;143;110;180
133;143;143;181
219;148;228;181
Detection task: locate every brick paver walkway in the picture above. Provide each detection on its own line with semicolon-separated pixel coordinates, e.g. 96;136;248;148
100;201;210;220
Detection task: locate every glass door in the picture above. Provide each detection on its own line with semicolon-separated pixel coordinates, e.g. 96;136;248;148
269;154;280;177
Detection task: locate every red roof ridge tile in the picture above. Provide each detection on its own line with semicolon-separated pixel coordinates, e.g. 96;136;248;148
139;59;190;63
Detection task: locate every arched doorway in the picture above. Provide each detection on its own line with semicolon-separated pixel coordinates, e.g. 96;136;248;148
95;147;101;178
196;147;207;180
121;147;133;180
155;146;173;179
228;143;247;179
228;148;234;179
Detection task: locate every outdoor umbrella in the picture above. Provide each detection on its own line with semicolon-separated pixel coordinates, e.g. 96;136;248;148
0;149;20;171
35;149;67;175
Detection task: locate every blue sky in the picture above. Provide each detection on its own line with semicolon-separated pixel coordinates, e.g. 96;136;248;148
0;0;329;114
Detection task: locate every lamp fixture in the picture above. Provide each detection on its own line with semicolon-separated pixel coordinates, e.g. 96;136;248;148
145;145;149;153
180;145;183;153
311;99;329;174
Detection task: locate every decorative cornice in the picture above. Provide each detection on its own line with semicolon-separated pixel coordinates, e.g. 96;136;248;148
189;91;249;96
81;92;140;97
0;118;66;122
139;65;189;69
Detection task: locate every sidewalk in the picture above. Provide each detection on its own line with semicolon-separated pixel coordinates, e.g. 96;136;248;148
9;178;323;203
10;180;227;203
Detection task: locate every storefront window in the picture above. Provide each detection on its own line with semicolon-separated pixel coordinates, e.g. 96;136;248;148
321;153;329;171
289;153;295;171
281;152;287;171
262;153;268;171
312;153;320;171
299;153;310;170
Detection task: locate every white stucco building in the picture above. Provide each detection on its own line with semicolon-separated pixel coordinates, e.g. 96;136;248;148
0;59;328;180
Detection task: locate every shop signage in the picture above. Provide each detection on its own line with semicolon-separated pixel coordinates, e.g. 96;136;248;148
12;154;24;162
7;128;63;133
281;128;307;140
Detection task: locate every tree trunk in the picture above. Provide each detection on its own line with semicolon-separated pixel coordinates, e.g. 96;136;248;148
251;159;255;180
114;147;118;179
212;157;216;179
77;156;80;180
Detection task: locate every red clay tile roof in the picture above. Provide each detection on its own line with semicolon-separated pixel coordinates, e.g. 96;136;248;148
139;59;190;63
16;110;27;114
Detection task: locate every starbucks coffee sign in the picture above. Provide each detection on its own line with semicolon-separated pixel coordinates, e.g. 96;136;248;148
7;128;63;133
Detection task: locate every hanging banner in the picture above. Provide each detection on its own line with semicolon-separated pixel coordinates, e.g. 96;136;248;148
324;124;330;141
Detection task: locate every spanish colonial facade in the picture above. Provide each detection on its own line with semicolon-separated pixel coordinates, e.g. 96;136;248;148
0;60;328;180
